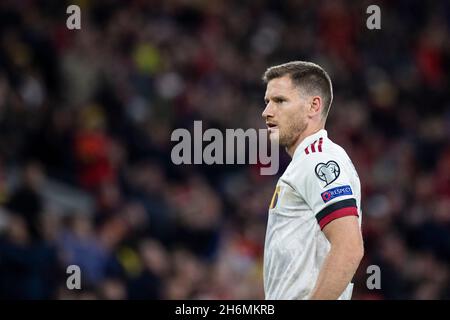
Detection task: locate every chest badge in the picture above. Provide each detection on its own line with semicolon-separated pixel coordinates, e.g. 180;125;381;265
315;160;340;186
269;186;281;210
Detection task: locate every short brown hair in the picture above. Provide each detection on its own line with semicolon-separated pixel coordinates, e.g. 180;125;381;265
262;61;333;118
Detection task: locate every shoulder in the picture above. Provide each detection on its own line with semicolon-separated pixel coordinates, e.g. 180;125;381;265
306;136;349;158
291;137;348;170
286;136;355;188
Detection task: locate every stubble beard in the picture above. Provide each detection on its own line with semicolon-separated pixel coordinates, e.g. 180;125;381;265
279;117;308;150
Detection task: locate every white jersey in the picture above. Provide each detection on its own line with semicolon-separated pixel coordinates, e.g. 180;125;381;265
263;129;362;300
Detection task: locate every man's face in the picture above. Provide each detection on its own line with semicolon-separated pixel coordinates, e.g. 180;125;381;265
262;75;308;148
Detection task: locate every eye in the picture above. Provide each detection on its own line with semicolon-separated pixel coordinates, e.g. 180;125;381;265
274;97;285;104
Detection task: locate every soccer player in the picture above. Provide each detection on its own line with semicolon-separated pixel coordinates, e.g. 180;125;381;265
262;61;364;300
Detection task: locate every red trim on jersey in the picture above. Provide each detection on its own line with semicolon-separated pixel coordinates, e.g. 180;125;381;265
318;207;359;230
318;137;323;152
305;137;323;155
311;140;316;153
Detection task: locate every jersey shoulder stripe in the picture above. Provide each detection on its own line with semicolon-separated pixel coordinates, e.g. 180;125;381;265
304;137;324;155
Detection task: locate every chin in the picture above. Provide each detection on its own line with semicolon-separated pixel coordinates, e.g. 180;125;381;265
278;134;296;149
268;131;280;143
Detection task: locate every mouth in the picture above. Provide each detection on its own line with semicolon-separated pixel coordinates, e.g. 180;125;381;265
266;123;278;130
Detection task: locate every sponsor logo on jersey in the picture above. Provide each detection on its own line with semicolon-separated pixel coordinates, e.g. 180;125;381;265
321;185;353;203
315;160;340;186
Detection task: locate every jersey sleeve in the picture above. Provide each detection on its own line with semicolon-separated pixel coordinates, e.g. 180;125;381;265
291;153;359;230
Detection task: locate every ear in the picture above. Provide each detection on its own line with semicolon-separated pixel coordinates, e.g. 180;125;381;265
309;96;322;117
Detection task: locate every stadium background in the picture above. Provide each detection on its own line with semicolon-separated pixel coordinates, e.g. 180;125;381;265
0;0;449;299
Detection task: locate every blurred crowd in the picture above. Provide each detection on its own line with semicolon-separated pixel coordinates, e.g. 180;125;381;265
0;0;450;299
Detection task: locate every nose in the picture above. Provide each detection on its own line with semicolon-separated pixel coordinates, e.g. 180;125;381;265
262;102;274;119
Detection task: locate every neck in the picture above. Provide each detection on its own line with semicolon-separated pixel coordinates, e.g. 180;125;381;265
286;123;323;158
